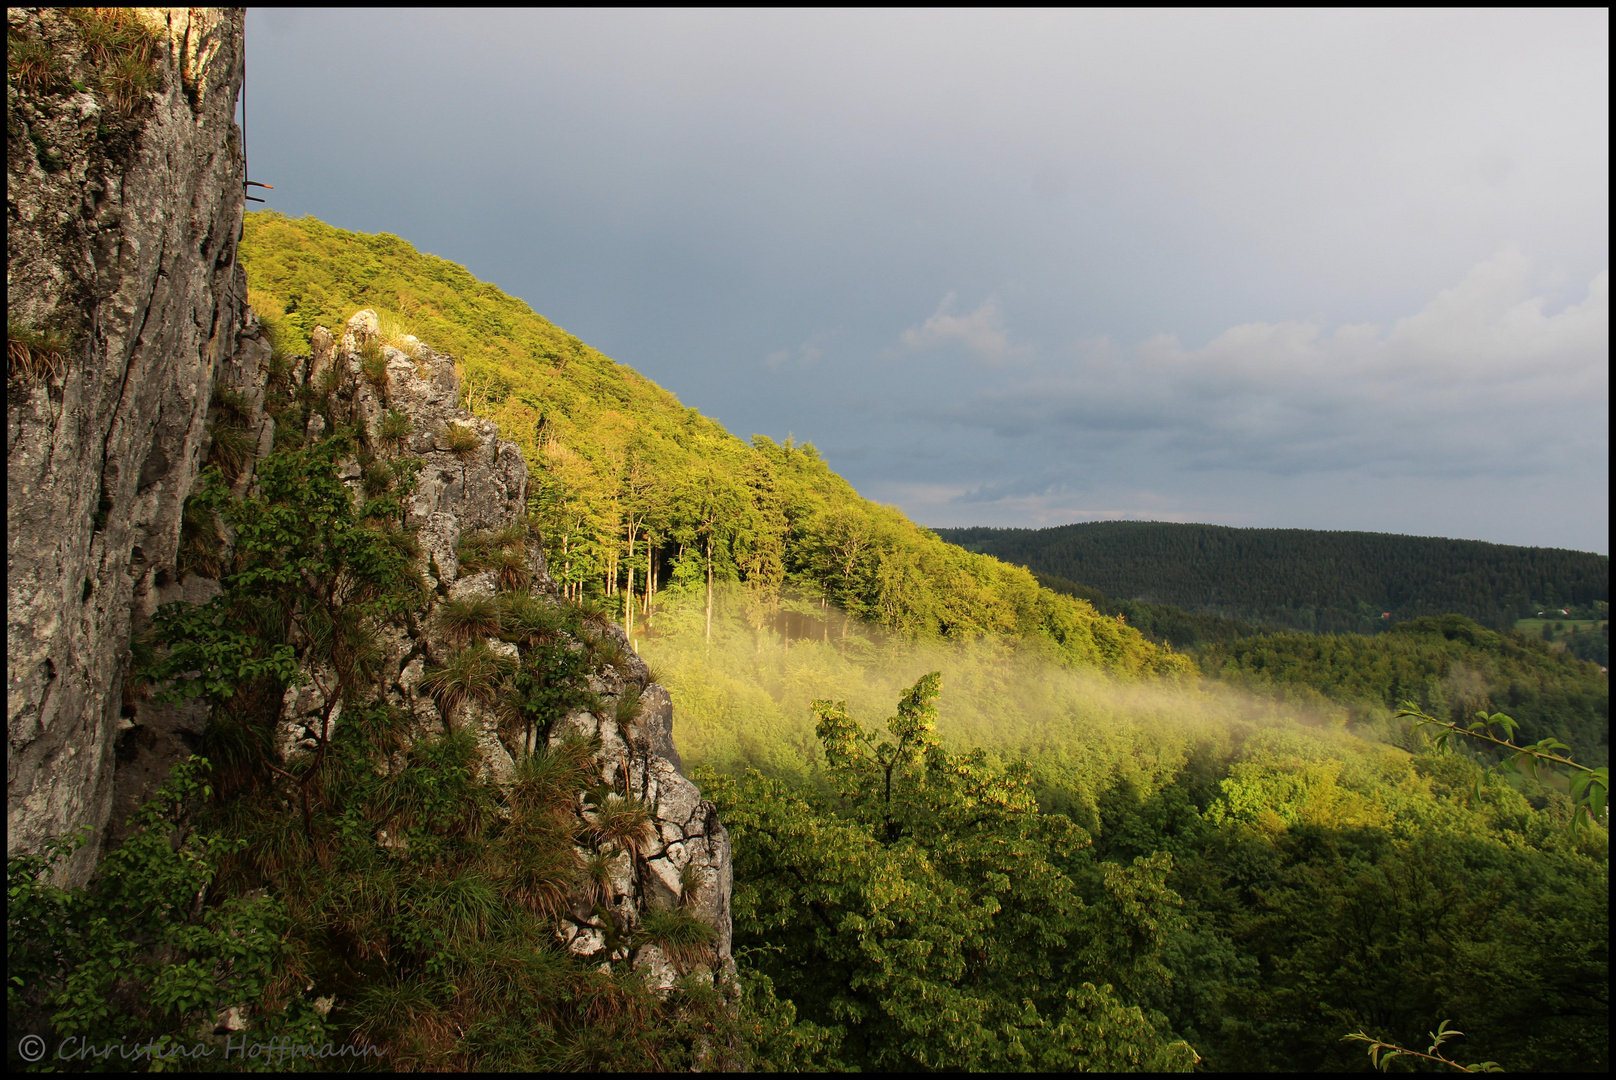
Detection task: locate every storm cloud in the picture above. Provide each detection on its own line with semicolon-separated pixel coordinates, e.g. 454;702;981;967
242;9;1608;551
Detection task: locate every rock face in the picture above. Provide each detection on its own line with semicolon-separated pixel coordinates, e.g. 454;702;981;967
7;8;257;884
280;312;736;988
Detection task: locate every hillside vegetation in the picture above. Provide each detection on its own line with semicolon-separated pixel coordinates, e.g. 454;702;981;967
938;521;1609;635
240;212;1187;679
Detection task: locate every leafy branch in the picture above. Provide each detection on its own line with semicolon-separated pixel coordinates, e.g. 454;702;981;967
1343;1020;1502;1073
1397;702;1609;833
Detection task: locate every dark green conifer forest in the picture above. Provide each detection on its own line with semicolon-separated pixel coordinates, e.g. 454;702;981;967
9;213;1605;1072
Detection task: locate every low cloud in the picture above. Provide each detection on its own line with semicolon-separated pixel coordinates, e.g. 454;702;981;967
763;333;829;370
897;293;1025;364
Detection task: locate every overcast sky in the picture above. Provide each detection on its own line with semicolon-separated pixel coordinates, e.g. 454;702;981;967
242;9;1609;553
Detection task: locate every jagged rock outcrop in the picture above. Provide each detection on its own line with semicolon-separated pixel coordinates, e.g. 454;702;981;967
280;312;735;989
7;8;259;884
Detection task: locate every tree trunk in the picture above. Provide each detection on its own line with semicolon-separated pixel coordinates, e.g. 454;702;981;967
625;521;635;635
704;533;714;644
645;545;655;623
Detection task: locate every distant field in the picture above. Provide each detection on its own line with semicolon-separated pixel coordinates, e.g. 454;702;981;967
1513;618;1608;636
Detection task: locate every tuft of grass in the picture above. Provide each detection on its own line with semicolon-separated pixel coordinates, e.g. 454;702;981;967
613;683;643;725
565;595;617;630
378;311;424;357
374;409;413;452
8;29;66;96
176;494;225;579
442;422;482;463
313;367;341;403
498;593;568;648
418;640;513;726
676;861;702;907
212;386;255;427
102;48;160;114
459;524;531;592
638;905;716;971
359;337;389;389
8;321;72;387
586;794;654;858
438;596;504;648
206;420;257;483
361;458;394;498
580;850;615;908
581;628;631;674
511;733;595;816
66;8;163;116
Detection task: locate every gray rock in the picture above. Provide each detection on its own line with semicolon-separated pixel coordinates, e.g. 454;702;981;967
7;8;252;884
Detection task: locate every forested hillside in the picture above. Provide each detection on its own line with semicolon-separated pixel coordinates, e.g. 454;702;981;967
240;212;1187;679
1203;615;1610;768
938;521;1610;634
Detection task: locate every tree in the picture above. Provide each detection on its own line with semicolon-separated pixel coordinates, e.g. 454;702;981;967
699;673;1198;1071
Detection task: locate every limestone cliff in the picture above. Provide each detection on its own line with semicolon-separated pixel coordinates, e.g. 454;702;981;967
7;7;261;884
275;311;735;987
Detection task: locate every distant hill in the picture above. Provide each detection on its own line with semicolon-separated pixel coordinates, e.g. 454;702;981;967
934;521;1609;635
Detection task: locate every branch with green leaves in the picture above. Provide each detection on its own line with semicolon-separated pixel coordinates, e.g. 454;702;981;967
1397;702;1608;833
1343;1020;1502;1073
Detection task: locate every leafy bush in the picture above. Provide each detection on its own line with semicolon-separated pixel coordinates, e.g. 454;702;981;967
7;758;329;1058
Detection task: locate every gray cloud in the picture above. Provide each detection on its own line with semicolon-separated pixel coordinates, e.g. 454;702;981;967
242;9;1608;552
941;250;1607;483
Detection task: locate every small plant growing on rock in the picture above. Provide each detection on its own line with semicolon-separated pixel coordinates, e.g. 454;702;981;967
418;640;512;726
638;905;717;971
361;458;394;498
175;492;226;579
359;338;389;389
442;422;482;463
66;7;162;115
205;418;257;484
498;593;567;647
8;28;66;96
587;794;655;858
614;683;643;725
438;596;504;648
7;320;72;386
374;409;412;452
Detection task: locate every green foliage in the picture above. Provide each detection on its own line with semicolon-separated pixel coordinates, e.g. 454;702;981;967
703;673;1199;1071
1344;1019;1504;1072
8;759;329;1061
418;640;514;727
458;523;532;591
437;595;504;647
638;906;717;970
64;7;162;115
373;408;412;452
1402;703;1610;833
942;520;1609;634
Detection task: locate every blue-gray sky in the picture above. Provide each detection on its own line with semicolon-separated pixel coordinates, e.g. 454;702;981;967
242;9;1609;553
